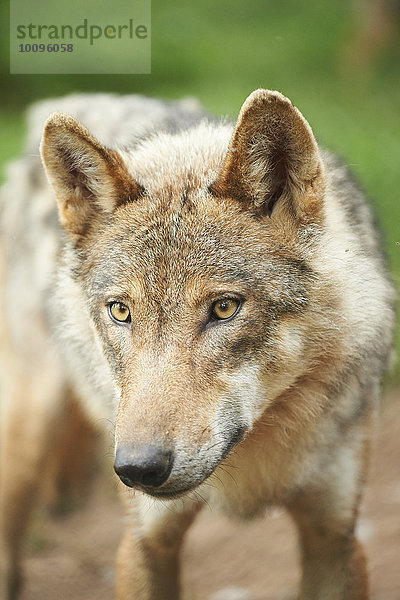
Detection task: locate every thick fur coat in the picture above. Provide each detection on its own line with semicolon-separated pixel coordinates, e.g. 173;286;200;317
0;90;395;600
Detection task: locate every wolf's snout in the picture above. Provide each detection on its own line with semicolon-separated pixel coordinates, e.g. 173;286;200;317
114;445;173;489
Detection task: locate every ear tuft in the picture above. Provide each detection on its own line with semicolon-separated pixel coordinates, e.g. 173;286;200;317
40;112;144;237
210;89;325;220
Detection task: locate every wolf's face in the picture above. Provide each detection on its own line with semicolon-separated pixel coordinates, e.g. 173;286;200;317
41;90;327;498
80;196;314;497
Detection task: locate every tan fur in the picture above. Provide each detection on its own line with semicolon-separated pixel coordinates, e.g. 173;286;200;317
41;113;144;237
210;89;325;221
0;89;394;599
41;395;99;510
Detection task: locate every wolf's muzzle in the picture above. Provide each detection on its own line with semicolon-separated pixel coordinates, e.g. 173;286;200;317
114;445;173;489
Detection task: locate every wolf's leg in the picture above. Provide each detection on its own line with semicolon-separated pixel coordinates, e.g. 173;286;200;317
116;489;202;600
0;367;66;599
287;436;370;600
41;394;98;512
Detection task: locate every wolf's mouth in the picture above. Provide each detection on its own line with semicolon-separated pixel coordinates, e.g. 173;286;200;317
144;484;201;500
140;426;248;500
220;426;247;460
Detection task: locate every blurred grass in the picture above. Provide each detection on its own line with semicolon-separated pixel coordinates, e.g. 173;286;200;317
0;116;25;175
0;0;399;379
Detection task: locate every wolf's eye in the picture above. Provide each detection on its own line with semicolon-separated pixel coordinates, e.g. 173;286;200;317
211;298;241;321
108;302;131;324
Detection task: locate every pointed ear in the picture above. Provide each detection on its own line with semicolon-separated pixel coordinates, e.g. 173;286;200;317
40;112;144;237
209;90;325;220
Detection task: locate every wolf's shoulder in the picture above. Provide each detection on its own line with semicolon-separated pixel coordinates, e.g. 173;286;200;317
322;149;386;260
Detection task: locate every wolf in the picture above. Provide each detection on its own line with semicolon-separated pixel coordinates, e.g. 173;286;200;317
0;89;394;600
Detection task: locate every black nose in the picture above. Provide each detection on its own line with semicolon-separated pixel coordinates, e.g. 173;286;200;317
114;445;173;489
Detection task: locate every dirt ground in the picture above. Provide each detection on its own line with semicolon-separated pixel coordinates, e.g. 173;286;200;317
19;390;400;600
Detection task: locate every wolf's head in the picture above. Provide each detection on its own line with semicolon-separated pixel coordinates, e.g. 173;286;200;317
40;90;329;498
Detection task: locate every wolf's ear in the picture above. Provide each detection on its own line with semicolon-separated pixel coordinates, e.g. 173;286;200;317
40;112;143;237
209;90;324;220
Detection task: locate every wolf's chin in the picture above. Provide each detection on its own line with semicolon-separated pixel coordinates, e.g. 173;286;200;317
143;484;199;500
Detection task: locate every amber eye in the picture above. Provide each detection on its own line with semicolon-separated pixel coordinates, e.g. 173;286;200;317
108;302;131;324
211;298;241;321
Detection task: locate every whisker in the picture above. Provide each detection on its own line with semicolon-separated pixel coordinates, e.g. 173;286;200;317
218;465;238;487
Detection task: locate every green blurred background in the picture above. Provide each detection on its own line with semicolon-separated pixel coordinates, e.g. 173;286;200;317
1;0;399;379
